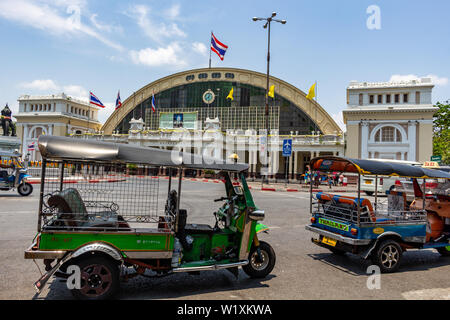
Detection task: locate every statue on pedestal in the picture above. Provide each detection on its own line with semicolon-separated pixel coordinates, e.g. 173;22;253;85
1;104;16;136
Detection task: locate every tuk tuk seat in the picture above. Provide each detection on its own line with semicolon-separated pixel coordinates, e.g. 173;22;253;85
47;188;118;228
316;192;378;223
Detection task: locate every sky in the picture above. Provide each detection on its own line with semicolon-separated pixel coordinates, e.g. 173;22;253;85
0;0;449;131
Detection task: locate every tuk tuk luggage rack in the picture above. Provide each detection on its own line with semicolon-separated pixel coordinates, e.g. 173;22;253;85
39;160;168;231
313;201;427;226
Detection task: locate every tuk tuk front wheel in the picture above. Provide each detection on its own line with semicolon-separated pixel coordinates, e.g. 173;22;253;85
242;241;276;278
18;182;33;196
437;246;450;257
71;256;120;300
371;239;403;273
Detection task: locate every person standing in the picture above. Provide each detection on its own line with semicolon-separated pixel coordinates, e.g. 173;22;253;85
339;173;344;186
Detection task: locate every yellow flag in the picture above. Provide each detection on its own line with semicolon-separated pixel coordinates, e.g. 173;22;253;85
226;87;234;100
306;83;316;100
268;85;275;98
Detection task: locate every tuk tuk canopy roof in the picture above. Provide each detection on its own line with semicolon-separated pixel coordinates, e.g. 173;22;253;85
38;136;249;172
310;156;450;179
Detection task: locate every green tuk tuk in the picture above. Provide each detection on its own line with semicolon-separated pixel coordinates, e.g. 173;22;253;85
24;136;275;299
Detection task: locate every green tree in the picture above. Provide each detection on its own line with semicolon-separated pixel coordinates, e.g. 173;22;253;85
433;102;450;164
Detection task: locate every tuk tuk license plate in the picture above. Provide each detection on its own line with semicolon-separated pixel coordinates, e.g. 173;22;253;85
322;236;337;247
364;180;372;185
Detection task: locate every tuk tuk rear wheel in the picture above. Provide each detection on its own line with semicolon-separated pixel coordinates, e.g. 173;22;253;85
437;246;450;257
71;256;120;300
242;241;276;278
371;239;402;273
18;182;33;196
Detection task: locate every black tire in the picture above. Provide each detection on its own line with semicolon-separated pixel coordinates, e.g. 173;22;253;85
242;241;276;278
437;246;450;257
18;182;33;196
365;191;374;196
371;239;403;273
71;256;120;300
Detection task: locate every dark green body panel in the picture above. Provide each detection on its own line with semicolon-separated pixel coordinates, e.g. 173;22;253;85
182;230;240;262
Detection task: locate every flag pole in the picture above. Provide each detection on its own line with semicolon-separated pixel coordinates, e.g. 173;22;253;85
87;93;91;134
209;31;212;68
315;80;318;133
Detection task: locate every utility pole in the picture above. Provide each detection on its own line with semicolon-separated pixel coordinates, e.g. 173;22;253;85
252;12;286;184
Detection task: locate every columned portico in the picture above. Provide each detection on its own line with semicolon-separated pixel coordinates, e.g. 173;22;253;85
343;78;436;162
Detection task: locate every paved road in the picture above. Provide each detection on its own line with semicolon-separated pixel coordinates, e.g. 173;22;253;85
0;179;449;300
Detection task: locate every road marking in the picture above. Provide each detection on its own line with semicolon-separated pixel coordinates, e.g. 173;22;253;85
402;288;450;300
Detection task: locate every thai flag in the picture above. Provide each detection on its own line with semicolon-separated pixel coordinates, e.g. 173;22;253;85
115;90;122;110
151;94;156;113
89;91;105;108
211;33;228;61
27;141;35;151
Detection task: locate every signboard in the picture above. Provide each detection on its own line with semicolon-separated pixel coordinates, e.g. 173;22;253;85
159;112;197;129
423;161;440;169
173;113;183;128
282;139;292;157
430;155;442;164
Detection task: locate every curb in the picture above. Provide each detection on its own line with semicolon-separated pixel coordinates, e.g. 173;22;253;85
28;178;126;185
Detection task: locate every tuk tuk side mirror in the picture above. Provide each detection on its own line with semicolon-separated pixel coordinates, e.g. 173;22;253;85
249;209;265;221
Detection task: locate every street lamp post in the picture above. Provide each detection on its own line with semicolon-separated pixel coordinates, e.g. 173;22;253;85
252;12;286;184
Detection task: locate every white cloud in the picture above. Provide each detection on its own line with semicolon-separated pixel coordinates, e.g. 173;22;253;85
129;43;187;68
332;112;346;132
127;4;186;43
19;79;90;100
62;85;89;100
20;79;60;91
90;13;123;34
389;74;448;87
192;42;208;56
428;75;449;86
164;3;181;20
0;0;123;51
97;102;114;124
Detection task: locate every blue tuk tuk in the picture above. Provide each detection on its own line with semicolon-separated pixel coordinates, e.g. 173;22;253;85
305;156;450;273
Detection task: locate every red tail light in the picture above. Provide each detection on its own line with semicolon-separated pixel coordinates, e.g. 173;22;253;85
350;228;358;236
395;180;402;186
311;217;316;223
379;178;383;185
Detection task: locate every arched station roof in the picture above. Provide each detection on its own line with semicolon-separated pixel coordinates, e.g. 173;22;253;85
102;67;342;135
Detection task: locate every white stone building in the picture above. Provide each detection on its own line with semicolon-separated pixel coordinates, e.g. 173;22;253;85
15;94;102;161
343;78;436;162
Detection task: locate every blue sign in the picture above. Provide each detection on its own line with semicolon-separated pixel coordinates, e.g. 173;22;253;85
282;139;292;157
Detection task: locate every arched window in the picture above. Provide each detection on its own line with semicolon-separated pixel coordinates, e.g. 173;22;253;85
31;127;44;138
374;126;402;142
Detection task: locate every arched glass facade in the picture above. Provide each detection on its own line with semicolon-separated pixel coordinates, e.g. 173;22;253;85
115;79;320;135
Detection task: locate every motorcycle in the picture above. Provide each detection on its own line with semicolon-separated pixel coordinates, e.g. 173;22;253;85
0;150;33;196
